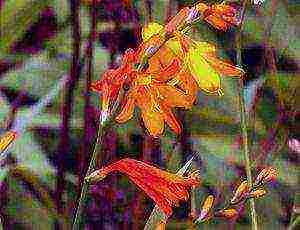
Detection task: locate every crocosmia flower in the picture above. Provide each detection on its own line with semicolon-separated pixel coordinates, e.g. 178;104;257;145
91;49;136;124
86;158;200;217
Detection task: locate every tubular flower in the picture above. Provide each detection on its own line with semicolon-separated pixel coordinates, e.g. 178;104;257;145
175;34;244;95
116;58;195;136
91;49;136;123
86;158;201;217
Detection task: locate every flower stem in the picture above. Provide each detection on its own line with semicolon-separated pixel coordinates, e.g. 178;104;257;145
236;1;258;230
72;120;105;229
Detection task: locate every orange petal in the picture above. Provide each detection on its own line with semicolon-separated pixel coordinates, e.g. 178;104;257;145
160;104;182;135
204;14;230;31
154;58;181;82
157;84;195;108
115;96;135;123
165;7;190;34
203;54;245;77
141;110;164;136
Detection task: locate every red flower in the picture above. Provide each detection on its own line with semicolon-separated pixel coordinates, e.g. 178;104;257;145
91;49;136;123
86;158;200;217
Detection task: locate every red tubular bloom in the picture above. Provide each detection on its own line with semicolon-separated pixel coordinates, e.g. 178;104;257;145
87;158;200;217
90;49;136;122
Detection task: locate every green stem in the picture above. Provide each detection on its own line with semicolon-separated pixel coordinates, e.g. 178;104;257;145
236;1;258;230
72;120;105;229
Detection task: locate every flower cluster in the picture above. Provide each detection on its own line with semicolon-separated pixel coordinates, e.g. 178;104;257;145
194;167;277;223
86;158;201;217
91;1;244;137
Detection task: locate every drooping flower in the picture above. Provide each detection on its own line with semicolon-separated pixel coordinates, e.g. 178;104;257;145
86;158;200;217
0;131;17;153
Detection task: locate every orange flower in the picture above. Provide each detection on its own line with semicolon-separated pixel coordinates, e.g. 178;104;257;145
86;158;200;217
202;3;239;31
91;49;136;123
0;131;17;153
142;22;244;96
115;58;195;136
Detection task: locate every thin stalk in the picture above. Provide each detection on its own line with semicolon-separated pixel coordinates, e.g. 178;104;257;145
72;119;105;229
236;1;258;229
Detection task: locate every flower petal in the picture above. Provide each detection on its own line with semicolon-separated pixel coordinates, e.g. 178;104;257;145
115;96;135;123
157;84;195;108
142;22;164;42
203;54;244;77
204;14;230;31
154;58;182;82
160;104;182;134
187;47;222;94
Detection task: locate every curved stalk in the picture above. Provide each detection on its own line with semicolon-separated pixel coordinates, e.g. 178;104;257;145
236;1;258;229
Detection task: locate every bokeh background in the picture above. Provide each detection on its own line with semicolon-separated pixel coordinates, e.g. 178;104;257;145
0;0;299;229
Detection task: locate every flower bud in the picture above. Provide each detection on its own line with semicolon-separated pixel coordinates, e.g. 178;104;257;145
254;167;277;186
230;180;249;204
0;131;17;153
215;208;238;219
196;195;214;222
